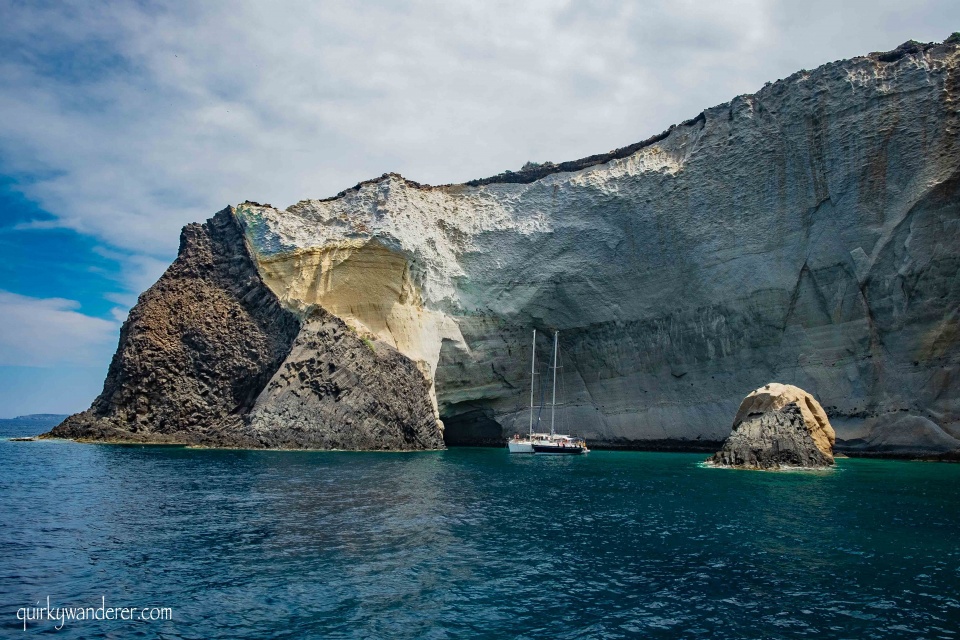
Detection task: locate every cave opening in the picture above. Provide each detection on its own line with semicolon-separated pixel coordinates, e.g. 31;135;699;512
440;402;505;447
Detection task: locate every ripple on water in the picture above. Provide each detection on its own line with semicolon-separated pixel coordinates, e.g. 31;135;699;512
1;446;959;638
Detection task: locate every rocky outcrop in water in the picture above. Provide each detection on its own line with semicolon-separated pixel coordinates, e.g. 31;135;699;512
47;208;301;446
709;384;836;469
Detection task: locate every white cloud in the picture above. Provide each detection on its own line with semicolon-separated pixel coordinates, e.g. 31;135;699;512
0;0;956;412
0;291;120;367
0;0;958;266
92;248;170;302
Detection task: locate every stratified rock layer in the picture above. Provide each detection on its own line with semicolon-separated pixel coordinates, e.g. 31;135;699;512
238;39;960;450
837;414;960;457
246;308;444;450
710;383;836;468
49;39;960;453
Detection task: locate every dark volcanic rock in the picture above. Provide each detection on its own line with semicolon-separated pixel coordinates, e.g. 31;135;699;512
45;208;302;446
245;308;444;450
710;403;835;469
710;383;836;469
43;210;444;451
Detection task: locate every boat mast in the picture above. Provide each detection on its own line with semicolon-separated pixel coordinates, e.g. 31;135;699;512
550;330;558;438
528;329;537;438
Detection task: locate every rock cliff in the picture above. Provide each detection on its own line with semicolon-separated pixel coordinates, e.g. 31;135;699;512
709;383;835;469
49;38;960;453
46;209;443;450
48;208;301;446
246;307;443;450
235;39;960;453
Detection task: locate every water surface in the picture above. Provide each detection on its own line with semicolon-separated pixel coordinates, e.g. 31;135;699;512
2;439;958;638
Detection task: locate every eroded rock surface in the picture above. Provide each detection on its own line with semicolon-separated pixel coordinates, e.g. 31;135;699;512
50;38;960;453
837;414;960;457
246;308;444;450
732;383;835;459
237;39;960;450
710;384;835;469
45;209;445;450
46;208;302;446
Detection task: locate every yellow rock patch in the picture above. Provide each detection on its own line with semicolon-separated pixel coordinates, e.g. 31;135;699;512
733;383;836;460
251;239;464;417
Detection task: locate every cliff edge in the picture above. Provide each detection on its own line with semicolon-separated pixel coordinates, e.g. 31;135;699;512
46;209;443;450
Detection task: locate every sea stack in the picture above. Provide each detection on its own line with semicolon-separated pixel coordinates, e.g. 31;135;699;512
709;383;836;469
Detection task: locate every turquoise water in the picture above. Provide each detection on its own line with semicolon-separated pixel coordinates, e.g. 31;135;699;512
1;439;959;639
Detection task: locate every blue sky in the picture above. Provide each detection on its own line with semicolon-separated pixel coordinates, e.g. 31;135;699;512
2;0;959;417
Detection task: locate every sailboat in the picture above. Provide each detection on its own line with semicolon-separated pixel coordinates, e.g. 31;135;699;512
507;329;589;455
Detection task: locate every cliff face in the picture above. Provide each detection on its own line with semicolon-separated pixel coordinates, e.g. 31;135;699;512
48;210;443;450
49;208;301;446
48;40;960;453
236;40;960;453
246;307;444;450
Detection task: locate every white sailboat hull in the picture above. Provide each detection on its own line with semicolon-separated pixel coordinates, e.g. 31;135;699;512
507;329;590;455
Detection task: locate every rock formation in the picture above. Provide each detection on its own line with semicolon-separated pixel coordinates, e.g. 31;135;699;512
48;38;960;452
245;308;444;450
48;208;301;446
236;38;960;451
709;384;836;469
46;209;443;450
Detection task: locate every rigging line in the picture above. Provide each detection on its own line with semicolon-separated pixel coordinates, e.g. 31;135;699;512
557;338;565;434
537;359;546;427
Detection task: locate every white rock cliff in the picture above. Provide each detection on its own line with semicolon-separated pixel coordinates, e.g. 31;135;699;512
58;35;960;458
64;39;960;454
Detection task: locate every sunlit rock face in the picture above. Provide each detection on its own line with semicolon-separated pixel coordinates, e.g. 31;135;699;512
236;39;960;449
47;209;302;447
46;210;443;451
49;38;959;452
710;383;836;469
246;307;444;451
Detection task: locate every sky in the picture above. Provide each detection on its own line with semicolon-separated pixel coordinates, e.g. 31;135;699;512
1;0;959;417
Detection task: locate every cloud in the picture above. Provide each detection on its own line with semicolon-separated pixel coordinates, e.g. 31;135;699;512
0;291;120;367
92;247;170;304
12;219;62;231
2;0;958;262
0;0;957;411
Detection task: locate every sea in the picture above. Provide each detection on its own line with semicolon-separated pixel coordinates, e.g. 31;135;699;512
2;421;959;639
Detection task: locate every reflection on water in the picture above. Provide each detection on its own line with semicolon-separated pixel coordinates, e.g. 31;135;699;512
1;442;959;639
